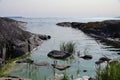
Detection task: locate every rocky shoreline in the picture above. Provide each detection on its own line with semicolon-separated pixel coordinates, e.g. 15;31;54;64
0;17;51;66
57;20;120;47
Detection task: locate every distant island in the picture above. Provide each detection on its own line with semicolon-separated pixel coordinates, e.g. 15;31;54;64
6;16;25;18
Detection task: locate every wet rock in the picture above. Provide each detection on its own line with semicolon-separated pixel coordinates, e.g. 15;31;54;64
48;50;71;59
34;61;49;66
52;64;70;71
99;57;111;62
88;77;96;80
83;70;87;72
117;53;120;55
38;35;51;40
95;56;111;65
95;60;104;65
80;55;92;60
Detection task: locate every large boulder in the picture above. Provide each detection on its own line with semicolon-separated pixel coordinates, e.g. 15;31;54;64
0;17;51;64
47;50;71;59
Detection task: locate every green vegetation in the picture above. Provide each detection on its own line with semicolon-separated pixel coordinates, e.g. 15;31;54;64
96;61;120;80
60;42;75;54
0;52;31;77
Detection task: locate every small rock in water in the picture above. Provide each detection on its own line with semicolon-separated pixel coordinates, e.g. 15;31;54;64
99;57;111;62
88;77;96;80
52;64;70;71
83;70;87;72
34;61;49;66
95;60;104;65
117;53;120;55
80;55;92;60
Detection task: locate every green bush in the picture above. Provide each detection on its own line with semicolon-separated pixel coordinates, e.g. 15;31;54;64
96;61;120;80
60;42;75;54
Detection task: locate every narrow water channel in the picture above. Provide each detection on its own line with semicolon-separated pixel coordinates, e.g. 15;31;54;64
10;17;120;80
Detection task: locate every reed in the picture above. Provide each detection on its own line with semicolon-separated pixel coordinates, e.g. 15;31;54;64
96;61;120;80
60;42;75;54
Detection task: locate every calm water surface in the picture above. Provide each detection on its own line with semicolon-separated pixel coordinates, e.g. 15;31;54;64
10;17;120;80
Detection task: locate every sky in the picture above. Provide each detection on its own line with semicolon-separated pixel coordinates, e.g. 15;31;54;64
0;0;120;18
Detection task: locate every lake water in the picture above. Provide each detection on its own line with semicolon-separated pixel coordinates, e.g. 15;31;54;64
10;17;120;80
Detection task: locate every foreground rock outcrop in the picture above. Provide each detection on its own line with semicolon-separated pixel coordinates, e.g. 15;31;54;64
57;20;120;47
0;17;50;66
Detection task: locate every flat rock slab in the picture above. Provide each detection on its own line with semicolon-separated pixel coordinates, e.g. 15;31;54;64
52;64;70;71
47;50;71;59
34;61;49;66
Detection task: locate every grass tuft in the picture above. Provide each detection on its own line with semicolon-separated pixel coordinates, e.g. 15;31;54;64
96;60;120;80
60;42;75;54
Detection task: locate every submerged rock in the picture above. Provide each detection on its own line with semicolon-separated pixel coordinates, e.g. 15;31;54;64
80;55;93;60
52;64;70;71
34;61;49;66
47;50;71;59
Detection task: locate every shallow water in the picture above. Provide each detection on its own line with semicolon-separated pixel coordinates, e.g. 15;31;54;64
10;17;120;80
